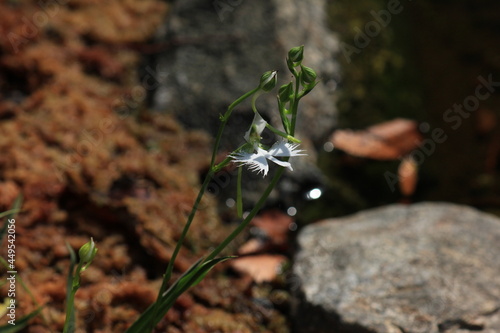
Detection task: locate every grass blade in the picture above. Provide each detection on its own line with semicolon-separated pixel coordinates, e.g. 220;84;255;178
0;307;43;333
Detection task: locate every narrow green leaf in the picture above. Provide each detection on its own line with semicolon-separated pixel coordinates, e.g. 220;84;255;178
0;307;43;333
0;194;23;249
63;242;77;333
126;257;234;332
0;209;21;220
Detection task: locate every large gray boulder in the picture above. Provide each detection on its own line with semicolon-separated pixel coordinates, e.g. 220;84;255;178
292;203;500;333
153;0;339;147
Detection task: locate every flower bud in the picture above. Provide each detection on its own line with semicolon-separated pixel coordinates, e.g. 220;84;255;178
278;82;293;103
301;81;319;97
79;237;97;264
288;45;304;64
259;70;277;92
300;65;317;84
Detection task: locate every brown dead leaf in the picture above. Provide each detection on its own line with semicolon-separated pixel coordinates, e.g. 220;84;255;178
476;108;497;134
250;210;292;246
238;238;266;255
398;156;418;197
330;118;423;160
230;255;287;283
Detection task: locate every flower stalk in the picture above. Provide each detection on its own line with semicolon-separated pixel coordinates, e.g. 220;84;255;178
127;46;318;333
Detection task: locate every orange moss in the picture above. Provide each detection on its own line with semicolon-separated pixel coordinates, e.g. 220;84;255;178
0;1;288;331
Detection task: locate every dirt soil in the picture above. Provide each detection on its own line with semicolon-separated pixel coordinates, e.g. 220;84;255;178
0;1;289;332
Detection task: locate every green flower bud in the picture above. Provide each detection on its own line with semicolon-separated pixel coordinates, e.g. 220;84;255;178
301;81;320;97
79;237;97;265
259;70;277;92
300;65;317;84
286;57;295;74
278;82;293;103
288;45;304;64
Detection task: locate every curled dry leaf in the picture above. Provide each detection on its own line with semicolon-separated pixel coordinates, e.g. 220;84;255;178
398;156;418;197
238;238;266;255
230;254;287;284
250;209;293;247
237;209;293;256
330;118;423;160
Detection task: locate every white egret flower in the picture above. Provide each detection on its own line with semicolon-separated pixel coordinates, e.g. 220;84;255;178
244;112;267;144
232;113;306;177
232;141;306;177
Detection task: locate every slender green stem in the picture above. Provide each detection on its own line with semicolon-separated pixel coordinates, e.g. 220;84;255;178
63;261;82;333
205;167;285;262
154;87;260;327
290;73;301;136
63;289;76;333
264;123;301;143
205;64;302;262
161;87;259;297
251;90;264;114
158;171;213;298
212;143;250;173
211;88;260;166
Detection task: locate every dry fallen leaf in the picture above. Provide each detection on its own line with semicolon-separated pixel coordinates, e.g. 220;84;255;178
238;238;266;255
230;255;287;283
398;156;418;197
330;118;423;160
250;210;292;247
476;108;497;134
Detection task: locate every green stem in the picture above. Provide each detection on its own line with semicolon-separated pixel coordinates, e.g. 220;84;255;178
154;87;260;327
264;123;301;143
63;262;82;333
290;73;301;136
212;142;250;173
62;288;77;333
251;90;264;114
205;65;302;262
158;171;213;298
161;87;259;298
211;87;260;166
204;167;285;262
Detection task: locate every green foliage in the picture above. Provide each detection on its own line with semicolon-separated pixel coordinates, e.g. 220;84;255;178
0;195;45;331
0;307;43;333
63;238;98;333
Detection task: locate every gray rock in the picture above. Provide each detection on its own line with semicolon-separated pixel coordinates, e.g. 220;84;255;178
292;203;500;333
153;0;340;147
150;0;339;208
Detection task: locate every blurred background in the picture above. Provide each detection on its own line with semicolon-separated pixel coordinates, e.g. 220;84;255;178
320;0;500;220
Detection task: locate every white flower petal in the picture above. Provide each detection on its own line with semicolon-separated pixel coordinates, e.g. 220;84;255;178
266;154;293;170
257;147;293;170
267;141;307;157
232;151;269;176
231;138;306;177
244;113;268;142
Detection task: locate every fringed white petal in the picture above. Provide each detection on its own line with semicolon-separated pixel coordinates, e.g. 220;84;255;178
257;147;293;170
230;140;305;177
267;141;307;157
232;151;269;177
